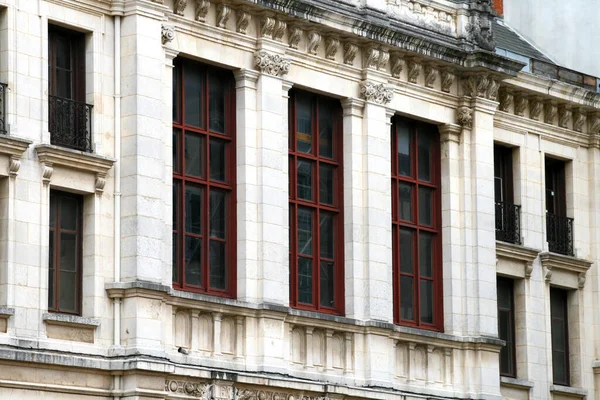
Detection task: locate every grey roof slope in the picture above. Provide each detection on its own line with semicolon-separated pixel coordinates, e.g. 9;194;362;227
493;19;553;63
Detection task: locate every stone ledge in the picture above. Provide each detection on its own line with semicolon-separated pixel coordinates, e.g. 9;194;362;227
42;313;100;328
0;307;15;318
500;376;534;389
35;144;115;174
539;251;593;289
0;135;31;157
550;385;587;398
496;241;540;278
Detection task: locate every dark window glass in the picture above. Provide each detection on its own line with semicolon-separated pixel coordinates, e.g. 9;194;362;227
392;118;441;330
48;191;82;315
289;90;343;314
49;26;84;102
172;58;235;297
497;277;516;377
551;288;570;386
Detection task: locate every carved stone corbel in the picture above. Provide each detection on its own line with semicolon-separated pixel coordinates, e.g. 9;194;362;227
462;74;489;98
378;47;390;71
254;50;290;77
440;69;454;93
359;81;394;105
498;87;513;112
174;0;187;16
195;0;210;22
514;92;527;117
589;112;600;134
544;101;557;124
307;31;321;55
259;14;276;38
8;155;20;177
215;4;231;29
390;53;403;78
95;173;106;194
528;97;542;121
544;266;552;282
438;123;462;144
406;58;421;84
558;105;572;128
573;109;585;132
161;25;175;45
525;261;533;278
42;162;53;184
236;9;250;34
343;42;358;65
363;46;380;69
423;64;436;88
288;26;302;50
324;36;340;61
273;20;286;41
578;272;586;289
456;106;473;129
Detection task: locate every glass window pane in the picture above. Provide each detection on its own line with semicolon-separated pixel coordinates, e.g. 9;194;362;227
297;160;313;201
320;261;334;307
296;93;313;154
420;280;433;324
497;279;513;310
398;183;413;222
60;233;77;272
418;129;433;181
185;185;203;234
209;72;226;133
50;198;56;228
209;190;226;239
184;65;204;128
173;129;180;173
552;319;566;351
399;228;414;274
173;181;179;229
185;236;202;286
297;208;313;256
56;37;71;70
400;276;414;320
319;164;334;205
48;233;54;307
298;257;313;304
59;270;76;312
210;240;226;289
499;310;512;375
173;65;180;122
551;290;566;319
418;186;434;226
56;70;72;99
320;213;334;259
210;139;226;181
397;121;411;176
185;133;204;178
172;233;178;283
60;197;78;231
319;102;333;158
553;352;567;384
419;232;433;278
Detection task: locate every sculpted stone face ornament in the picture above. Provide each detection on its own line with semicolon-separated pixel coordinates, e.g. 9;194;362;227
254;50;291;77
456;106;473;129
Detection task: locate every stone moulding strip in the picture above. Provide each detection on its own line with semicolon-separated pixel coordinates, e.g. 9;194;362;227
42;312;101;328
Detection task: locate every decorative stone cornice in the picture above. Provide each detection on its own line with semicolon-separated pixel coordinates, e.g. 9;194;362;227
34;144;116;194
0;135;31;178
254;50;290;77
161;24;175;44
539;251;592;289
359;81;394;105
438;124;462;144
496;241;540;279
456;106;473;129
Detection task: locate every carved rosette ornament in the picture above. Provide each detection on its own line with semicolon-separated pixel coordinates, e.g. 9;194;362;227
307;31;321;55
544;101;557;124
216;4;231;29
406;59;421;84
325;37;339;60
288;26;302;50
165;380;211;398
359;81;394;105
424;65;436;88
343;42;358;65
498;88;513;112
161;25;175;45
528;97;542;121
236;10;251;34
254;50;290;77
440;69;454;93
195;0;210;22
558;105;572;128
175;0;187;15
573;109;585;132
456;106;473;129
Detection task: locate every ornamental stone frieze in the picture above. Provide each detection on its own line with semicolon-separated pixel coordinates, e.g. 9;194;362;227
165;380;212;398
462;74;499;100
359;81;394;105
254;50;290;77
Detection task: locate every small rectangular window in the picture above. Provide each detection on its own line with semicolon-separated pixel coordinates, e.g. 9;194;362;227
48;191;83;315
550;288;570;386
545;157;573;255
497;277;516;377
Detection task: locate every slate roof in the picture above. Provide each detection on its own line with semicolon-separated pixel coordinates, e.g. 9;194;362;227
493;19;553;63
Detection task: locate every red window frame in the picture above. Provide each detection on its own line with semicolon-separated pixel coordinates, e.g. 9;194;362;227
172;58;236;297
288;90;344;314
391;117;443;330
48;190;83;315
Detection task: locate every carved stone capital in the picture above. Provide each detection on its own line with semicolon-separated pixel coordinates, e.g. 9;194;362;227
456;106;473;129
359;81;394;105
440;69;454;93
194;0;210;22
161;24;175;45
343;42;358;66
254;50;290;77
558;105;572;128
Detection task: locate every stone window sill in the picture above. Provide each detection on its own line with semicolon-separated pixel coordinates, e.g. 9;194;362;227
496;240;540;278
500;376;534;389
540;251;592;289
550;384;587;398
0;307;15;318
42;312;100;329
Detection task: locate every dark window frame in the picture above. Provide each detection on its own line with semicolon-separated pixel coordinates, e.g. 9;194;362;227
494;144;514;203
172;58;237;297
497;277;517;378
48;24;86;102
288;89;344;315
545;157;567;217
550;287;570;386
391;117;443;331
48;190;83;315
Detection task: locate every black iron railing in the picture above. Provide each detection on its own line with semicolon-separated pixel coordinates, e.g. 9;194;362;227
495;201;521;245
0;83;6;134
546;213;574;256
48;95;93;152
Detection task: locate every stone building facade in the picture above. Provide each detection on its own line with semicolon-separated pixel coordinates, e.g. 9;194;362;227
0;0;598;399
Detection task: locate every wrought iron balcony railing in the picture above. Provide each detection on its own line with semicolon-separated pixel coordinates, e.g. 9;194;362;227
495;201;521;245
546;213;574;256
0;83;7;134
48;95;93;152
